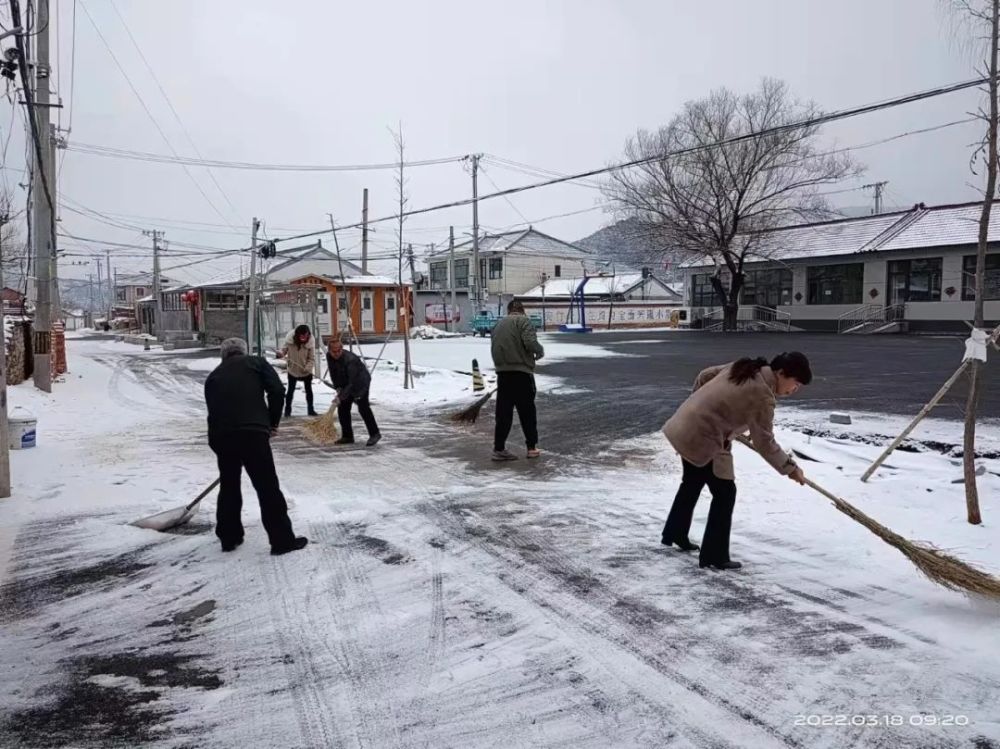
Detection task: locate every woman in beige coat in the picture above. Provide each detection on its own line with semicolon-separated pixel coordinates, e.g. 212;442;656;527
660;352;812;570
279;324;317;417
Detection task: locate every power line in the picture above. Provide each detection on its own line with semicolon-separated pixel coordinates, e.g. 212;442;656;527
485;117;977;194
107;0;240;221
77;0;240;231
63;140;467;172
10;0;55;218
269;76;994;246
67;0;76;133
478;162;531;225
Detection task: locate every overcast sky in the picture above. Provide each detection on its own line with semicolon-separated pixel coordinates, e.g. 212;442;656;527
0;0;993;284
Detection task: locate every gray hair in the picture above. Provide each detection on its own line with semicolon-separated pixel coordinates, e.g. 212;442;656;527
220;337;248;359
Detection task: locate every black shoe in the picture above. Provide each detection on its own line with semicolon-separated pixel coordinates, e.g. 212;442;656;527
221;538;244;552
271;537;309;556
662;537;700;552
307;409;319;417
699;560;742;571
284;408;292;417
366;433;382;447
334;437;355;445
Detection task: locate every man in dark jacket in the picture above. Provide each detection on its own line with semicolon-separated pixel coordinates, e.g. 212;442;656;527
326;336;381;447
204;338;308;555
490;300;544;461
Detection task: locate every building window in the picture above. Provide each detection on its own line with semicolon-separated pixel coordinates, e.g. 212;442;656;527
807;264;864;305
386;294;396;311
742;268;793;308
135;287;146;298
338;294;347;311
554;265;561;278
362;295;372;311
317;295;329;315
429;262;448;289
454;259;469;289
962;253;1000;300
691;272;728;307
887;258;942;303
162;292;184;311
489;257;503;279
204;289;247;310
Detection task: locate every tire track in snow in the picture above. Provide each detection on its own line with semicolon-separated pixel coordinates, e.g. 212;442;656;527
274;520;406;748
414;491;793;748
258;552;346;749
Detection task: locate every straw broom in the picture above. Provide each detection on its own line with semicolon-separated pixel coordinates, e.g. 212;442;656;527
451;389;496;424
734;435;1000;599
304;400;339;444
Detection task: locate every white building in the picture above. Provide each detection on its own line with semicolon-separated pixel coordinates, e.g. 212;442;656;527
423;228;593;315
515;271;685;330
681;201;1000;333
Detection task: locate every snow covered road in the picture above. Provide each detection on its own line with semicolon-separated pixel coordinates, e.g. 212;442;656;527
1;337;999;748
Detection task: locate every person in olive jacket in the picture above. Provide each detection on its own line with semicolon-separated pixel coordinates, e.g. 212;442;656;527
204;338;308;556
490;300;545;461
326;336;381;447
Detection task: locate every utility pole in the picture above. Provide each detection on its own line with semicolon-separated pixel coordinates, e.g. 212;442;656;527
143;230;164;338
406;243;416;292
88;273;94;318
863;181;888;215
469;153;482;312
49;125;60;323
106;251;113;322
361;188;369;275
30;0;54;392
95;260;102;315
0;212;12;497
449;226;456;333
247;218;260;354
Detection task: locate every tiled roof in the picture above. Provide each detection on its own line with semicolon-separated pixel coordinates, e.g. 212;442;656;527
430;228;592;260
877;203;1000;251
747;212;907;261
686;200;1000;268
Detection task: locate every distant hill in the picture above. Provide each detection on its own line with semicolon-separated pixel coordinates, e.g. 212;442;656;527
575;218;680;278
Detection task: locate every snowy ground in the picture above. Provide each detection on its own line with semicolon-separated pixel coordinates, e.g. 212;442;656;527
1;336;999;747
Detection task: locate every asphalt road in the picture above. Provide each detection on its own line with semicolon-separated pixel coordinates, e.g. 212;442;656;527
443;331;1000;462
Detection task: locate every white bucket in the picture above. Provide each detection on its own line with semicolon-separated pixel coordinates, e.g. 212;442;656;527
9;415;37;450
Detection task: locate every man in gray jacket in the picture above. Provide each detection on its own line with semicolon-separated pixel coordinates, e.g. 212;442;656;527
490;300;544;461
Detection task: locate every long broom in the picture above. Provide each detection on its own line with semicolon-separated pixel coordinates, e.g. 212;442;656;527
734;435;1000;599
304;400;339;444
451;388;496;424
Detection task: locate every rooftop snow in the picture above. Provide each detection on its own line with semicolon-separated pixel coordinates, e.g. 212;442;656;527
429;228;592;261
684;200;1000;268
520;273;645;297
877;203;1000;251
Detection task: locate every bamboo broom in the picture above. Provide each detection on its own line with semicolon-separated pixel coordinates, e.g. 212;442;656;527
450;389;496;424
304;400;339;444
734;435;1000;599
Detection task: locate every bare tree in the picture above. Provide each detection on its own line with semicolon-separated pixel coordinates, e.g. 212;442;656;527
604;79;862;330
390;125;414;389
946;0;999;524
0;189;26;284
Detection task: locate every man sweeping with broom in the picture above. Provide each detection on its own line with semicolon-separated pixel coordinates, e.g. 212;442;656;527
326;335;382;447
491;300;545;461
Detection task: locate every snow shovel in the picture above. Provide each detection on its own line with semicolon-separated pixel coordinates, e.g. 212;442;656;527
131;477;221;532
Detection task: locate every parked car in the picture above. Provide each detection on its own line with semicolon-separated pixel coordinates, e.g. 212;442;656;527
472;311;500;337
